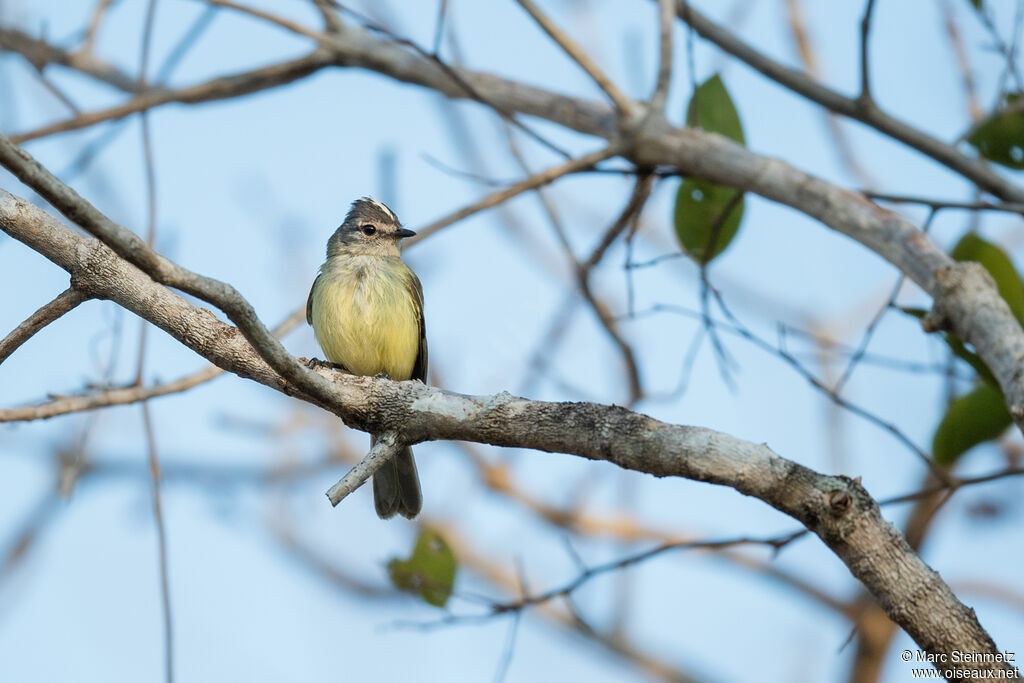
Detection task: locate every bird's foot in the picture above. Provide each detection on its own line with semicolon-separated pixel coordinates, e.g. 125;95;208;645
306;357;346;372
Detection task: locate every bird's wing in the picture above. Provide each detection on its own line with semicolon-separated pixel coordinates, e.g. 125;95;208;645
306;273;321;325
407;270;428;383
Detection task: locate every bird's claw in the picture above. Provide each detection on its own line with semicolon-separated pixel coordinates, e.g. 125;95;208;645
306;357;346;372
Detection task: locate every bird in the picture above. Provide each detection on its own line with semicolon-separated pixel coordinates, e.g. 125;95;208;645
307;197;426;519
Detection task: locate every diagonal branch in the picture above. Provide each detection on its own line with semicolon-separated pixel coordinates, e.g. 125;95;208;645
0;26;141;93
858;0;877;102
574;176;654;405
489;532;803;615
673;1;1024;204
0;287;89;364
5;15;1024;436
325;432;402;506
0;136;344;430
514;0;637;118
650;0;675;111
0;187;1014;675
409;145;623;243
9;51;336;144
0;308;304;423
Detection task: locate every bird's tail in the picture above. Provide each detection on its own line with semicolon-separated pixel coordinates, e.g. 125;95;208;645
371;436;422;519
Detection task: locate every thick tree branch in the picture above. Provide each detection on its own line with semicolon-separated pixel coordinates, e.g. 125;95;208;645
0;188;1014;675
626;117;1024;431
5;16;1024;432
0;136;347;430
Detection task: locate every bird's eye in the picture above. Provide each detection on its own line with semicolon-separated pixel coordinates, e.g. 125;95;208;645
360;225;377;236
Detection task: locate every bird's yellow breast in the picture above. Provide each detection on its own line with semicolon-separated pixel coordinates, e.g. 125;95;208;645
310;256;420;380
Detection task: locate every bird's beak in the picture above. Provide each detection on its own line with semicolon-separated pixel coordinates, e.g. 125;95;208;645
394;228;417;239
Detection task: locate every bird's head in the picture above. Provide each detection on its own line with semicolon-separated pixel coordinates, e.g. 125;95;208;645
327;197;416;258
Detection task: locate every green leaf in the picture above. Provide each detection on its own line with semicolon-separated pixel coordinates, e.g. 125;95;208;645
674;178;745;262
967;93;1024;169
951;231;1024;321
676;75;747;263
686;74;745;145
968;0;983;11
932;383;1011;465
944;335;998;386
387;529;457;607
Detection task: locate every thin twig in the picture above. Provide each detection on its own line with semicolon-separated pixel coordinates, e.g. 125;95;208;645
155;6;219;83
514;0;637;117
865;191;1024;216
650;0;675;111
81;0;115;54
492;580;522;683
624;304;976;379
695;191;745;388
858;0;878;103
326;0;573;158
784;0;879;188
10;52;335;144
135;2;173;680
972;0;1024;96
0;26;141;93
311;0;343;33
575;176;655;405
432;0;449;56
32;73;81;114
488;531;805;614
502;124;647;404
410;145;623;243
141;401;174;683
325;432;403;506
940;0;983;122
674;1;1024;204
199;0;573;159
879;466;1024;506
0;288;89;365
0;309;303;423
832;209;938;392
649;299;954;486
832;272;905;393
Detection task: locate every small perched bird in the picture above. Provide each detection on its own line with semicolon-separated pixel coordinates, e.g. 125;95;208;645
307;198;426;519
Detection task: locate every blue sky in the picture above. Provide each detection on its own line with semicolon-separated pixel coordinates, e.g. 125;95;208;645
1;1;1022;681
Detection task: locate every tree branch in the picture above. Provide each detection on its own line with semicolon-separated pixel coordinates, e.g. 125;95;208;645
0;137;345;430
409;145;623;244
0;26;141;94
673;1;1024;204
514;0;637;117
8;51;336;144
650;0;675;111
858;0;877;102
0;187;1014;675
0;308;303;423
0;287;89;364
5;16;1024;435
325;432;402;506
